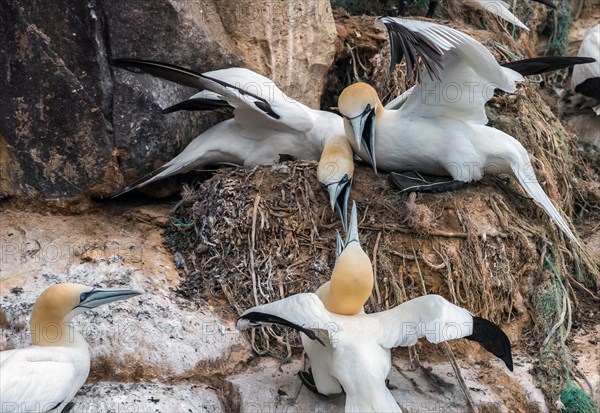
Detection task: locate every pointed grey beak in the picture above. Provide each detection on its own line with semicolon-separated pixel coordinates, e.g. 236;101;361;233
335;230;345;261
349;115;367;152
75;288;142;310
347;107;377;173
345;201;360;246
326;176;352;231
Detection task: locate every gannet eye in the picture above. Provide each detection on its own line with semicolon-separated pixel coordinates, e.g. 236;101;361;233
80;292;89;302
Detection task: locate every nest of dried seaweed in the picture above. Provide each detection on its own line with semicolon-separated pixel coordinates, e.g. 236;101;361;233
165;80;599;409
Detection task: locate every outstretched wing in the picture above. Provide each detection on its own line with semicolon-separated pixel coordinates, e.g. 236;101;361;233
237;293;341;348
375;17;523;125
112;59;315;132
370;294;513;370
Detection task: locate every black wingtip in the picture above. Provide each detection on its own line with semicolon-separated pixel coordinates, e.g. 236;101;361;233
381;20;444;83
531;0;556;9
162;98;234;114
501;56;596;77
575;77;600;100
111;58;203;88
466;316;513;371
238;312;326;346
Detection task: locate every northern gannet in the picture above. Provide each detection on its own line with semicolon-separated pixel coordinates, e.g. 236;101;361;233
0;283;141;413
337;17;579;244
112;59;353;227
237;202;512;412
571;23;600;115
315;202;373;316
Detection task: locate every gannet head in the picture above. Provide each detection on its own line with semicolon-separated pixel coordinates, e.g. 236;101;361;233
326;202;374;315
29;283;142;346
318;137;355;230
338;83;381;172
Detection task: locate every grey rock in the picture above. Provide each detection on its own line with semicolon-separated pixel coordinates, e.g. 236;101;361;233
0;0;338;199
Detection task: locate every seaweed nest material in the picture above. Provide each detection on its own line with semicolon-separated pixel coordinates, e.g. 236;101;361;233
166;70;599;413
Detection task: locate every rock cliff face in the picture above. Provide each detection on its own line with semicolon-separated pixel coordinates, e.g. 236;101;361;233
0;0;337;199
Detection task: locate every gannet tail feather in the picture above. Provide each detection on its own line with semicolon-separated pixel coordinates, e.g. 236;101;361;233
511;162;579;244
466;316;513;371
502;56;596;77
111;164;176;198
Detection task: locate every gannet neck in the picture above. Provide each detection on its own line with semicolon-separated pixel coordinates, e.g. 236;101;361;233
324;243;374;315
29;283;141;347
29;284;87;347
317;136;354;186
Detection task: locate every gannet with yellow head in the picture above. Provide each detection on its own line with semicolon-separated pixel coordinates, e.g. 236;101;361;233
236;202;513;412
337;17;579;244
314;202;372;315
317;137;355;230
0;283;141;413
111;59;354;228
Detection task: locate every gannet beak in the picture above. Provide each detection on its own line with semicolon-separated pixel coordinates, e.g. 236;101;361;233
348;107;377;173
345;201;360;246
74;288;142;310
327;175;352;231
335;230;345;261
348;115;366;152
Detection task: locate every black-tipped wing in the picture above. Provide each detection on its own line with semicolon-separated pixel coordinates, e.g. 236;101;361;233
238;312;326;346
531;0;556;9
502;56;596;76
112;58;204;88
236;293;340;348
466;316;513;371
375;18;444;81
162;90;234;114
372;295;513;371
112;58;314;132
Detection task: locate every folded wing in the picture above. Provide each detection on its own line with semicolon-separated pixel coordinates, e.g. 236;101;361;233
0;349;78;412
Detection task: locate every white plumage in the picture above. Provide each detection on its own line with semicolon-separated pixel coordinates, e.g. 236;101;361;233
459;0;529;30
571;23;600;115
0;284;141;413
237;202;512;412
338;17;578;244
112;61;348;193
238;293;512;412
1;345;89;413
